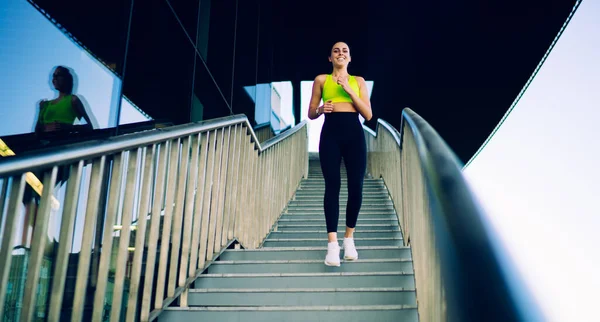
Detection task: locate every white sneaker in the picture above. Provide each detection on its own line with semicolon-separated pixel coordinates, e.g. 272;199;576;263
343;237;358;260
324;242;341;267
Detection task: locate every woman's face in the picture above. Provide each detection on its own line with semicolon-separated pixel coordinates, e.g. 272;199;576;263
52;69;66;91
329;42;351;67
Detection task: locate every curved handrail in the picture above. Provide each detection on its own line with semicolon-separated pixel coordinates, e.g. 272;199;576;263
0;114;304;177
364;108;538;321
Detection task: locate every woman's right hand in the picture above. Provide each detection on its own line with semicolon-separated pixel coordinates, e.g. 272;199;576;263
321;100;334;114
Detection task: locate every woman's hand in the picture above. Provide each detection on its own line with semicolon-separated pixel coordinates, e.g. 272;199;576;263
321;100;334;114
336;76;352;94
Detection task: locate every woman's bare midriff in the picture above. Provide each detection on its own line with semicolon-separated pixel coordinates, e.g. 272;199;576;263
332;102;358;113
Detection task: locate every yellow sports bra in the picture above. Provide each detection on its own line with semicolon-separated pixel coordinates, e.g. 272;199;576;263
322;74;360;103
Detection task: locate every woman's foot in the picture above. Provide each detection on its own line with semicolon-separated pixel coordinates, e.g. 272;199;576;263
343;237;358;260
324;242;341;266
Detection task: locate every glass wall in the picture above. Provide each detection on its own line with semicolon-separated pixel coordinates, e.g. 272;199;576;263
0;0;286;148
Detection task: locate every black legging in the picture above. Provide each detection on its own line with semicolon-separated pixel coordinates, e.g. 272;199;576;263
319;112;367;233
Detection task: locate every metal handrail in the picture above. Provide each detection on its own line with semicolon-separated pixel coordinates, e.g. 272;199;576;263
0;114;308;322
0;115;263;176
364;108;537;322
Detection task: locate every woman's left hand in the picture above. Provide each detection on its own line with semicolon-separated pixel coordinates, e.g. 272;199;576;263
337;76;352;93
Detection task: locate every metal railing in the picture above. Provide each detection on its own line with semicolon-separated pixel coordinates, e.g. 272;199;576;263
0;114;308;322
253;122;275;142
364;108;535;322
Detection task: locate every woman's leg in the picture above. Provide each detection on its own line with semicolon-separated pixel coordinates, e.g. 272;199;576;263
342;131;367;230
319;132;342;239
341;127;367;260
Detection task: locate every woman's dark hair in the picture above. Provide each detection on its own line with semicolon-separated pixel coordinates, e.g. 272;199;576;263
330;41;350;56
55;66;74;94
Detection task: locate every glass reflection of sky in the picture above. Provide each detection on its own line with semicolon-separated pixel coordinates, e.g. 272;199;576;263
0;0;122;136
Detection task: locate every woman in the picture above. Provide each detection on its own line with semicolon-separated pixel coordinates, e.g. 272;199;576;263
307;41;372;266
35;66;94;137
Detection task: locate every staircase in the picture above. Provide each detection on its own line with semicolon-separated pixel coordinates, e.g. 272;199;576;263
158;159;419;322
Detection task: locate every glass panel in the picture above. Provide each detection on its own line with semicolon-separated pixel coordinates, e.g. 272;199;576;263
232;0;259;122
122;0;195;126
206;0;237;106
30;0;133;77
0;0;124;141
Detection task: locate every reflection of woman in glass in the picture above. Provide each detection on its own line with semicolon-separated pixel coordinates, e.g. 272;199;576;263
35;66;94;136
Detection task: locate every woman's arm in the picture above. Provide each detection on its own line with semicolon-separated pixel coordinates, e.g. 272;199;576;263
72;95;94;130
35;100;46;134
339;76;372;121
308;75;329;120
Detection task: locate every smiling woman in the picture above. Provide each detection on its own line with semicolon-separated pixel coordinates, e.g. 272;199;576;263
306;41;372;267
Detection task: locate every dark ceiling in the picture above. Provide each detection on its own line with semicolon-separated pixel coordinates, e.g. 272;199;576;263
30;0;578;163
269;0;577;162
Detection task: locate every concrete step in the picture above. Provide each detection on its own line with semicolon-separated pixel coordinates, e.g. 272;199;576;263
219;246;411;261
193;272;415;289
187;287;417;306
285;208;395;214
159;305;418;322
297;188;387;193
299;184;385;189
294;191;389;197
292;196;391;201
275;223;400;231
208;259;413;274
288;200;394;207
262;237;403;247
267;230;402;239
276;218;398;225
285;209;396;214
279;214;397;221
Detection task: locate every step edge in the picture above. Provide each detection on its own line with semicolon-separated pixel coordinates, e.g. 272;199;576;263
200;271;414;278
264;238;403;241
223;246;409;252
269;230;400;233
189;287;416;293
165;305;419;311
212;259;413;265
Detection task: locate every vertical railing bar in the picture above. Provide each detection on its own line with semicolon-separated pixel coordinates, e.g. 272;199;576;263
0;174;26;319
228;124;242;241
177;134;201;296
108;149;141;321
0;178;8;234
233;127;248;244
206;128;225;261
90;163;111;289
126;145;157;322
140;142;169;322
167;136;192;298
48;161;84;321
245;133;255;246
70;156;107;322
89;152;126;322
21;167;58;322
237;130;249;246
214;126;231;249
198;130;217;269
188;132;209;278
154;138;182;309
221;124;238;245
247;143;260;249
